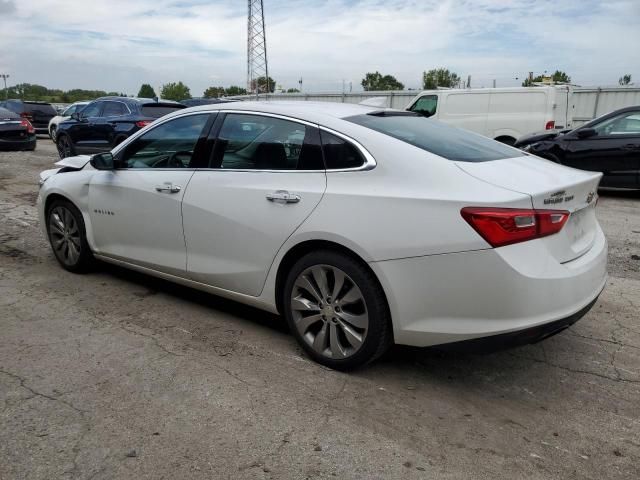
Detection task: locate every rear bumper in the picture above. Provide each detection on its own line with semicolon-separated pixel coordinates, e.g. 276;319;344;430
0;136;36;150
370;225;608;347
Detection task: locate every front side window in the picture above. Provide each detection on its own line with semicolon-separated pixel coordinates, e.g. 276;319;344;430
119;114;210;169
409;95;438;117
212;113;323;170
346;113;524;162
103;101;128;117
81;102;103;118
319;131;365;169
63;105;78;116
593;111;640;136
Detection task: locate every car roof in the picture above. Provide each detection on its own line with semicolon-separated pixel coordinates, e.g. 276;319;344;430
95;96;184;106
180;101;380;126
4;99;53;105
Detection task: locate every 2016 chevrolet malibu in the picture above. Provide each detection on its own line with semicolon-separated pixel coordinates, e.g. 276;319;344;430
37;102;607;370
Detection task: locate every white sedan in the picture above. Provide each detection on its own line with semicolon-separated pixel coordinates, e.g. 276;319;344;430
37;102;607;369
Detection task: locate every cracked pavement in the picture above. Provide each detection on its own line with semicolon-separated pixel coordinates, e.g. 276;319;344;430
1;140;639;479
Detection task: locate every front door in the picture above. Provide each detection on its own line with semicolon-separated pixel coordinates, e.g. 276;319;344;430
88;112;213;275
182;112;327;296
564;109;640;188
70;101;105;153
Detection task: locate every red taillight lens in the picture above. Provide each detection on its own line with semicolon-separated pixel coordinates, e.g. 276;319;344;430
135;120;152;128
20;119;35;134
545;120;555;130
461;207;569;247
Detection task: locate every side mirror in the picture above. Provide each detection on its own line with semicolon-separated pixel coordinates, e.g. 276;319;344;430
71;112;82;121
90;152;114;170
576;127;597;139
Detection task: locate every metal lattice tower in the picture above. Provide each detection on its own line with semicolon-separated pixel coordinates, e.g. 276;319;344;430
247;0;269;95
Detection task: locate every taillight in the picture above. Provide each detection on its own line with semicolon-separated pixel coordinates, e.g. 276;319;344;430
461;207;569;248
20;112;33;121
20;119;35;134
135;120;152;128
545;120;555;130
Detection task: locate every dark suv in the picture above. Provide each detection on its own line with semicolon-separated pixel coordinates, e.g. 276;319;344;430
0;100;57;134
55;97;186;158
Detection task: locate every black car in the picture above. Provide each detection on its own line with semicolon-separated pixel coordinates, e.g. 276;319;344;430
0;100;57;135
515;105;640;189
55;97;186;158
0;107;37;151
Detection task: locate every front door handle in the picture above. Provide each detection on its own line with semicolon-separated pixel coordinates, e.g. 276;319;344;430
266;190;301;204
155;183;181;194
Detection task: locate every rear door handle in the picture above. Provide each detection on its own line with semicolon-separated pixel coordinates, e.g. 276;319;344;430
266;190;301;204
155;183;181;193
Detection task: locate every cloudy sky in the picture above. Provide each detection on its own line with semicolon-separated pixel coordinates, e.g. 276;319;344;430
0;0;639;96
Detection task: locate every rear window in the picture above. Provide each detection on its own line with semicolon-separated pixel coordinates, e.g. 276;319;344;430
141;104;186;119
0;107;19;119
346;113;524;162
24;102;57;115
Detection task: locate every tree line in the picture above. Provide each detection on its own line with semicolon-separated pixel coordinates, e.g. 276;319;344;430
2;72;634;104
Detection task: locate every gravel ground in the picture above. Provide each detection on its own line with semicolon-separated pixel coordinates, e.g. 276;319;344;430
1;138;639;480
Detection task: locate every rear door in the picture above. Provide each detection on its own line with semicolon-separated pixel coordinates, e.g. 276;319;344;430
88;112;214;275
95;100;130;148
182;112;326;296
563;110;640;188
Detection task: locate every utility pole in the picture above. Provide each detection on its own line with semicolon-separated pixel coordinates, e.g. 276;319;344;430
492;79;496;88
1;74;9;99
247;0;269;96
466;75;471;88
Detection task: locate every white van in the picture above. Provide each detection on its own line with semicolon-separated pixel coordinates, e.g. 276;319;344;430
406;86;570;144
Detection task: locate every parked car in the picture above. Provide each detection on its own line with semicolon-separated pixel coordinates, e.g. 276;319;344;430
38;102;607;370
181;98;237;107
406;86;570;145
48;101;89;141
55;97;186;158
514;105;640;189
0;99;57;135
0;107;37;151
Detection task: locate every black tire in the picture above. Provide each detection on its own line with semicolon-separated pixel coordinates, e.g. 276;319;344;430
283;250;392;370
56;134;75;159
495;136;516;146
49;125;57;141
46;199;96;273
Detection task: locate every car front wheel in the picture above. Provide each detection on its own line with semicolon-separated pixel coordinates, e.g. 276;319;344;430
49;125;57;141
283;250;392;370
46;199;95;273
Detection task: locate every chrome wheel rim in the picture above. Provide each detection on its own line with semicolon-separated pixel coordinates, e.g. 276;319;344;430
57;137;71;158
291;265;368;359
49;206;81;266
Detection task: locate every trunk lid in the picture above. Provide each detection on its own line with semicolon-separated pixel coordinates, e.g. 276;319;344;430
456;155;602;263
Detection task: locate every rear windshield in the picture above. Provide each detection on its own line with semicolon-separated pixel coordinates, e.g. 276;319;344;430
346;113;524;162
24;102;57;115
141;104;186;118
0;108;19;119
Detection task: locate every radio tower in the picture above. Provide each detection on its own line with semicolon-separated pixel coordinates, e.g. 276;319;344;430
247;0;269;95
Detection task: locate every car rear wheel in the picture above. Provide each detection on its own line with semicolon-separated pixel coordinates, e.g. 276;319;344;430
283;250;392;370
46;199;95;273
56;135;75;159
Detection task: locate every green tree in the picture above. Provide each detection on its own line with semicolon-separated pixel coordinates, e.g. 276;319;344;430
522;70;571;87
137;84;156;98
160;81;192;101
203;86;225;98
361;71;404;91
250;76;276;93
619;74;633;86
422;68;460;89
225;85;247;96
286;88;300;93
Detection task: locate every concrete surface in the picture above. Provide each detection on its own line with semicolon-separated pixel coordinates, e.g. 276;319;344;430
1;138;639;480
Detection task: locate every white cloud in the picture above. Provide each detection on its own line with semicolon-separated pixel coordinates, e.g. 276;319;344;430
0;0;638;95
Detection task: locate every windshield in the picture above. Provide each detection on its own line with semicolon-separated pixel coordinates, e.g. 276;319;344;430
346;113;524;162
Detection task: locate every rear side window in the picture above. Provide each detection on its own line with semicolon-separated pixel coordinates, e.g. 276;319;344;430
320;131;365;169
141;105;185;119
212;113;324;170
346;113;524;162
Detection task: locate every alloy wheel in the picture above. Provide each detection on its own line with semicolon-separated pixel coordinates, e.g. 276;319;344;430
290;265;369;359
49;206;82;266
57;136;72;158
